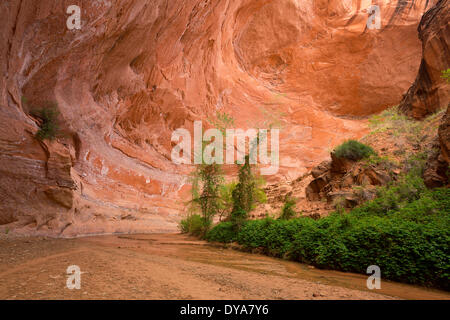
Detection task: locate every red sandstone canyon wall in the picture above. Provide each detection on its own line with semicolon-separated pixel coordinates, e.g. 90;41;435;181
400;0;449;119
0;0;436;236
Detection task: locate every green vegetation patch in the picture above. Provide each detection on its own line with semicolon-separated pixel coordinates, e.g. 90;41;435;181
31;104;60;141
205;222;236;243
279;197;298;220
334;140;377;161
179;214;205;237
207;177;450;290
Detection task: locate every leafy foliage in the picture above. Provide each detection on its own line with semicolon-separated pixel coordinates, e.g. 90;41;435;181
185;111;268;236
230;155;266;230
179;214;205;237
334;140;376;161
207;182;450;290
217;182;237;222
186;112;234;237
232;156;255;213
350;172;427;218
205;222;236;243
187;162;224;237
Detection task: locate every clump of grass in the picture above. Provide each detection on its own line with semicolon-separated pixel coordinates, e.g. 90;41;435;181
279;197;297;220
423;108;446;127
179;214;206;237
332;196;347;214
364;154;393;166
334;140;377;161
362;154;398;176
403;152;428;177
367;105;446;146
31;104;60;141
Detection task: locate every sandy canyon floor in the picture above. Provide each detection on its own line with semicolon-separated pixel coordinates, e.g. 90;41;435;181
0;233;448;300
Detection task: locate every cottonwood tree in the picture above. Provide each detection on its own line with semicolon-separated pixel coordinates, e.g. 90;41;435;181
186;112;234;236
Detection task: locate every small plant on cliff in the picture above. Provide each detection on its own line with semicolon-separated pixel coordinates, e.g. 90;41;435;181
332;196;347;214
441;69;450;83
31;103;60;141
334;140;376;161
279;196;297;220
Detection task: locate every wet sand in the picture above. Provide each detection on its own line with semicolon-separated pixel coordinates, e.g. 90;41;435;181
0;233;448;300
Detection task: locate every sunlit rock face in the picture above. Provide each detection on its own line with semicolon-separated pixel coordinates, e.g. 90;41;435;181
0;0;434;236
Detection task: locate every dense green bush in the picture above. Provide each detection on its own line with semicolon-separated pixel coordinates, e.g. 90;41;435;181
207;187;450;290
334;140;376;161
290;211;449;288
179;214;205;237
205;222;236;242
237;218;315;257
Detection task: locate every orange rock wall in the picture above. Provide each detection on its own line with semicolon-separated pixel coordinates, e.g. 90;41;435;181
0;0;434;236
400;0;449;118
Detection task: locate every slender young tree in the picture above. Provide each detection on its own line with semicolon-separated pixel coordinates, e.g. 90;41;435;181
186;112;234;236
230;155;255;230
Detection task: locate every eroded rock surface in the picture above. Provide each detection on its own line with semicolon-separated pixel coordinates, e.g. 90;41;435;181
396;0;450;187
399;0;449;118
425;107;450;187
0;0;435;236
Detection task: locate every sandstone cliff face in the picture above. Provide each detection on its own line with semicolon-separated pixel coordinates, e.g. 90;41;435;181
424;106;450;187
399;0;449;118
395;0;449;187
0;0;434;236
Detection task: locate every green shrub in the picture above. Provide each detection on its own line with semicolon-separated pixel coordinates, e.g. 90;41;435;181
279;197;297;220
179;214;205;237
31;104;60;141
208;187;450;290
351;173;427;218
205;222;236;242
403;152;427;177
334;140;377;161
237;218;274;249
255;218;314;258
